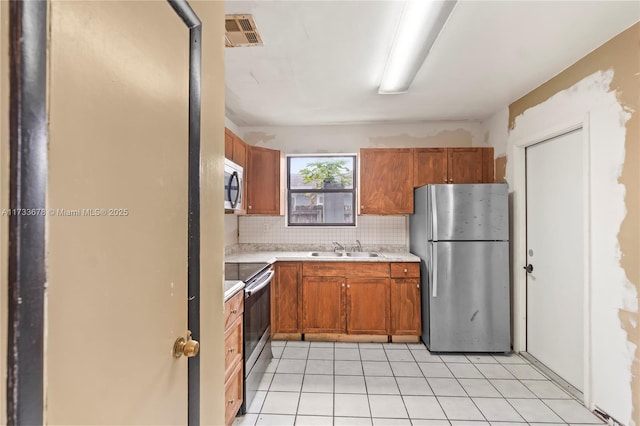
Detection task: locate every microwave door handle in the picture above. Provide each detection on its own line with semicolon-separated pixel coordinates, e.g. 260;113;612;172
246;270;275;296
229;171;239;208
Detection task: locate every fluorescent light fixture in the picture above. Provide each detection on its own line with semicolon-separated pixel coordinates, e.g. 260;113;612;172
378;0;457;94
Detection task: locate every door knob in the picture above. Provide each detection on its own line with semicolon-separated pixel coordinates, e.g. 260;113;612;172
523;264;534;273
173;330;200;358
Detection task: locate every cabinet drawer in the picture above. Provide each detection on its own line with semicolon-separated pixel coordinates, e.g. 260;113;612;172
303;262;389;278
225;290;244;330
224;316;243;380
390;263;419;278
224;359;243;426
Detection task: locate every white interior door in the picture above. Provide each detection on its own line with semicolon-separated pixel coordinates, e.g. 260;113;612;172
45;2;191;424
526;129;585;391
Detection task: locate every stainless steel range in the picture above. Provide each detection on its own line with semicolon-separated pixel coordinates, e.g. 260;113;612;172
224;262;274;414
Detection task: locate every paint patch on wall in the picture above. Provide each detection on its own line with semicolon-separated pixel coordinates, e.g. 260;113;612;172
236;122;483;154
242;131;276;146
509;69;637;426
369;128;474;148
495;156;507;183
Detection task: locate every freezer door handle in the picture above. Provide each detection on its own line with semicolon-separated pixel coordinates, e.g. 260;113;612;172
430;186;438;241
432;243;438;298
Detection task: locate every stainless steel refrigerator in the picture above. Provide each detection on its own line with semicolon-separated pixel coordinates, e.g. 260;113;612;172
410;184;510;352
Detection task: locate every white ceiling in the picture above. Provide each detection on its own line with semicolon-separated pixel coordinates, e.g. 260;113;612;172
225;1;639;127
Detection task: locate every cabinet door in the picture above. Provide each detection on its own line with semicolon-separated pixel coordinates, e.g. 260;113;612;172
390;278;421;335
360;148;413;214
481;147;495;183
302;277;345;333
346;278;390;335
232;135;247;169
413;148;447;186
224;128;234;160
447;148;484;184
246;145;283;215
273;262;302;334
224;359;243;426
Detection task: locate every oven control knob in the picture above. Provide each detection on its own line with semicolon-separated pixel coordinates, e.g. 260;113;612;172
173;330;200;358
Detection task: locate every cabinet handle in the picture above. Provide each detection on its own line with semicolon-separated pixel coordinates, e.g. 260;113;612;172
228;399;235;405
450;179;454;183
231;309;238;314
403;268;408;273
228;347;235;353
248;205;252;209
417;284;420;288
443;179;447;183
342;283;345;287
347;284;350;288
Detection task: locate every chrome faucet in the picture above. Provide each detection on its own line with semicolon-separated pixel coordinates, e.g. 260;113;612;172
352;240;363;252
332;241;345;252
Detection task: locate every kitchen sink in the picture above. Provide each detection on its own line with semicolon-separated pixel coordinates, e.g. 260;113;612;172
308;251;382;258
309;252;344;257
345;252;381;258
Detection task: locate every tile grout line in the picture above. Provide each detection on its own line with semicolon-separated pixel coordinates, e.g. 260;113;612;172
256;341;599;425
439;354;491;423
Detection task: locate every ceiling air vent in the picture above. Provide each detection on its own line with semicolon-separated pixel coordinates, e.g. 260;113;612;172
225;14;263;48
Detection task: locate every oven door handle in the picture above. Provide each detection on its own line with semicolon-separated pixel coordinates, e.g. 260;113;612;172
245;270;275;296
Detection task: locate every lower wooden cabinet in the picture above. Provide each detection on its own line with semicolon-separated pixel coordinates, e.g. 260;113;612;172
272;262;302;336
302;262;392;336
390;263;421;336
224;291;244;425
346;278;390;335
302;276;345;333
390;278;421;335
224;358;243;426
271;261;421;340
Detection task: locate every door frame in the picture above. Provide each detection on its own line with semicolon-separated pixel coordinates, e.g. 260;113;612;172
511;115;593;406
7;1;203;424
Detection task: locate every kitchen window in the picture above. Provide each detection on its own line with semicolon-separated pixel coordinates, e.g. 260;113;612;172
287;155;356;226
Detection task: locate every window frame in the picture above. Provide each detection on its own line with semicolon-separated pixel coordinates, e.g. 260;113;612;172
286;154;357;227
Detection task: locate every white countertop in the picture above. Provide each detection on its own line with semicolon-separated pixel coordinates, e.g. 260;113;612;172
225;251;420;264
224;280;245;302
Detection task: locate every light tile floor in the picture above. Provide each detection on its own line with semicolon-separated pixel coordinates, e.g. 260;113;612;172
233;341;603;426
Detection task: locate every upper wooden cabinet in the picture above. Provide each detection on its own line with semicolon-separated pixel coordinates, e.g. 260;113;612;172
360;148;414;215
413;148;447;186
413;147;494;186
224;128;234;160
246;145;284;215
224;128;247;168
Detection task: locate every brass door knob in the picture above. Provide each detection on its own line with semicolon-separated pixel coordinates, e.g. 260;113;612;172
173;331;200;358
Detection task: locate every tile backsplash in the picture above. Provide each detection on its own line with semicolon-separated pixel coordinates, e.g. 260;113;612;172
238;215;408;248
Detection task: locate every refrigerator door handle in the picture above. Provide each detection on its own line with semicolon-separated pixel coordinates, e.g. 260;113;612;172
432;243;438;298
430;186;438;241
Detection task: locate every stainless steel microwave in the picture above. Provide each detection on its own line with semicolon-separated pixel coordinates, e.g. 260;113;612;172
224;159;243;210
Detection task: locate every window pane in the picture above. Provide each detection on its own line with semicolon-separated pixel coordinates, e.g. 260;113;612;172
289;156;354;190
289;192;354;225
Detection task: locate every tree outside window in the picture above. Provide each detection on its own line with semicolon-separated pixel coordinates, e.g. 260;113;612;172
287;156;356;226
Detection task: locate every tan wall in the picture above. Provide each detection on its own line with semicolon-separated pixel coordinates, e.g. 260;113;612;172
509;23;639;425
0;1;9;423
